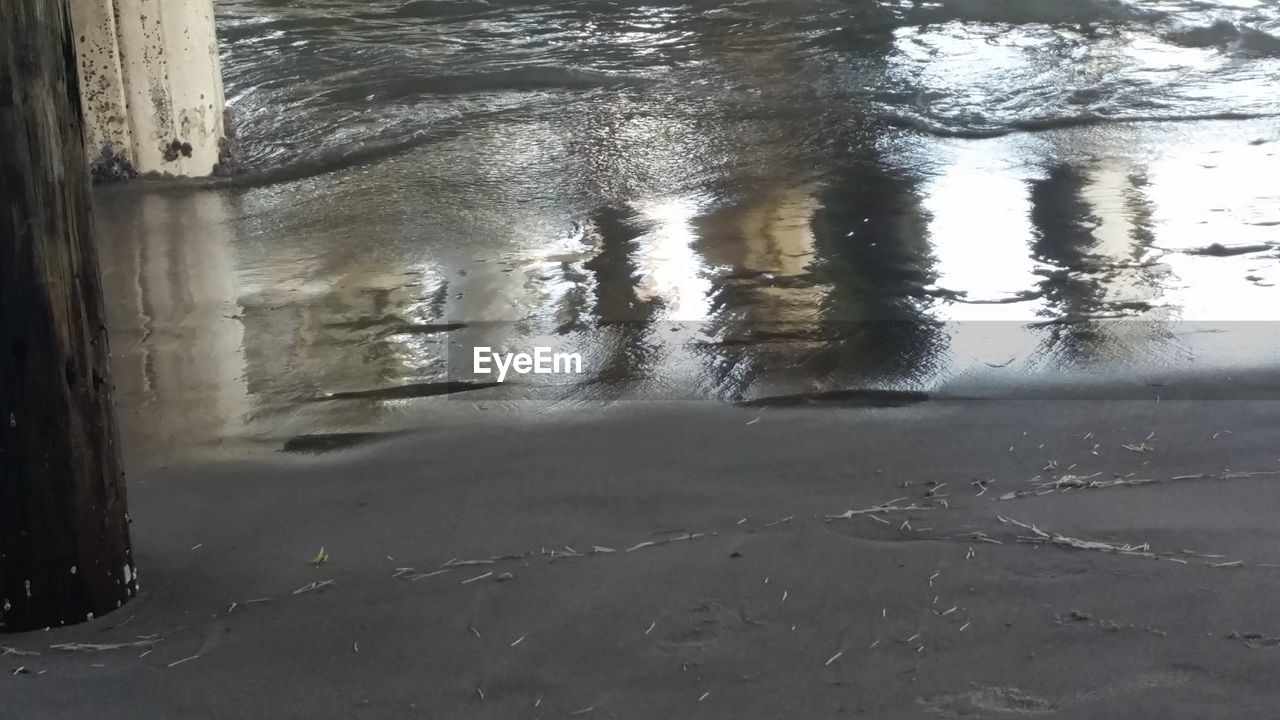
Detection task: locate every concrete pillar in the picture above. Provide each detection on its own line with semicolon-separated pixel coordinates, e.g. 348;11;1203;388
70;0;135;181
71;0;231;179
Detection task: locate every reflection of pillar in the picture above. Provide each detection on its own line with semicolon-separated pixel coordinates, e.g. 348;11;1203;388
72;0;229;178
1029;160;1162;362
692;185;827;397
810;156;944;384
698;184;825;327
97;192;249;462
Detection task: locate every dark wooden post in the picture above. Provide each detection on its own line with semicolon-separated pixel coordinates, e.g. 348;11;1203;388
1;0;136;633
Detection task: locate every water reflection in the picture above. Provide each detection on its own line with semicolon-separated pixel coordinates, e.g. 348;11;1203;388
95;191;250;463
98;0;1280;454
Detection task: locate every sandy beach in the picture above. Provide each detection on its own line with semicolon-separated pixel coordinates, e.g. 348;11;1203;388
6;393;1280;719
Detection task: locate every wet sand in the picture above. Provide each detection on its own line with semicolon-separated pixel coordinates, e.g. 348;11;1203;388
6;395;1280;718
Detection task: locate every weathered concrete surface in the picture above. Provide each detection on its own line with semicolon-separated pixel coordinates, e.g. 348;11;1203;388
71;0;229;178
70;0;136;181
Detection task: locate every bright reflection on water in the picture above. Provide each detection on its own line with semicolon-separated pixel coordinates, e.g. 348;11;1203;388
93;0;1280;458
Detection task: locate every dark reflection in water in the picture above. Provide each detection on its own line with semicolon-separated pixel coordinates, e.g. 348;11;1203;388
806;140;945;387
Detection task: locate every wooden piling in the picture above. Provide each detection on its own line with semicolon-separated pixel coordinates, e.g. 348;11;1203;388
1;0;136;633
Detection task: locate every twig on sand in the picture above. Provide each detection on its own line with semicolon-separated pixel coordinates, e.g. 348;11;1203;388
461;572;493;585
997;516;1242;567
825;651;844;666
570;705;595;715
293;579;336;595
1036;473;1159;491
645;621;657;635
2;646;39;657
166;654;199;668
826;498;932;521
998;516;1155;558
443;558;494;568
51;639;158;652
626;533;706;553
394;567;452;581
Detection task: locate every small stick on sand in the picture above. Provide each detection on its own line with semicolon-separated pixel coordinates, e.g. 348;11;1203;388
645;622;656;635
461;572;493;585
410;569;452;581
698;692;711;703
510;635;525;647
444;558;494;568
469;625;481;639
627;533;707;553
51;640;157;652
825;651;844;666
292;579;336;595
2;646;39;657
826;499;932;521
166;655;199;668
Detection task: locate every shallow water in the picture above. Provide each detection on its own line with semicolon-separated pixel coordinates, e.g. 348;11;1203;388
95;0;1280;458
216;0;1280;170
